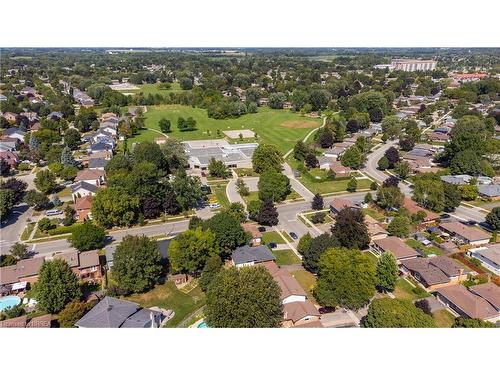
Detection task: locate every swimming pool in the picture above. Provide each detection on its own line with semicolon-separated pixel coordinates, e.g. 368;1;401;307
0;296;21;311
197;320;208;328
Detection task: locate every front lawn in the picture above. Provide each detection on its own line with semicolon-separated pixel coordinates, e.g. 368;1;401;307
362;207;386;222
433;309;456;328
304;211;333;224
299;176;372;195
212;184;230;209
20;222;36;241
262;231;286;245
241;191;259;205
273;249;301;266
393;278;430;301
125;280;206;328
291;269;317;304
234;168;259;177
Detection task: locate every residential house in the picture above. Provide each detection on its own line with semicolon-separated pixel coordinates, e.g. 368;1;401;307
477;184;500;200
231;245;275;268
75;296;164;328
329;161;352;178
438;221;491;246
2;112;17;123
47;111;63;121
0;150;19;168
329;198;358;215
89;150;112;160
364;215;389;242
0;137;19;151
2;127;26;142
402;197;439;225
50;250;103;283
323;146;347;159
71;181;99;201
468;244;500;275
74;195;93;221
427;132;449;142
469;283;500;315
436;284;499;323
90;142;113;153
0;257;45;288
241;223;263;246
400;256;468;290
88;157;108;170
75;169;105;186
372;236;420;262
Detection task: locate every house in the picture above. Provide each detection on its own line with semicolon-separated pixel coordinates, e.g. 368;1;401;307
477;184;500;200
74;195;93;221
2;127;26;142
427;132;449;142
323;146;347;159
468;244;500;275
469;283;500;314
100;113;120;124
400;256;468;290
50;250;103;283
90;142;113;153
75;169;105;186
438;221;491;246
71;181;99;201
329;198;358;215
364;215;388;241
318;156;335;170
75;296;164;328
402;197;439;225
436;284;499;323
283;300;321;328
47;111;63;121
231;245;275;268
372;236;420;262
88;157;108;171
0;150;19;168
241;222;263;246
89;150;112;160
329;161;352;178
440;175;472;185
0;257;45;287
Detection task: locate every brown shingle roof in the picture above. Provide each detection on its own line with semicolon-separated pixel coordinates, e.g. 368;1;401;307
469;283;500;311
75;169;105;182
0;257;44;285
330;198;357;213
373;236;420;260
438;284;498;320
74;195;93;211
400;256;466;286
284;301;319;323
262;263;307;300
79;250;100;269
439;221;490;243
53;251;80;268
241;222;262;239
26;314;53;328
0;315;28;328
402;197;439;222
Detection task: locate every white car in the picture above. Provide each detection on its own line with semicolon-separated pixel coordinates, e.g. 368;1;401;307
209;203;221;209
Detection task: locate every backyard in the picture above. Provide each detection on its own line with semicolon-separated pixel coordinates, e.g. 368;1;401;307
262;231;286;245
393;277;430;301
272;249;301;266
291;269;317;304
405;238;444;257
132;105;321;153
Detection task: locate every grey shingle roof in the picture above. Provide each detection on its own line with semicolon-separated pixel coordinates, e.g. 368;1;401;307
75;297;140;328
231;245;275;265
478;184;500;198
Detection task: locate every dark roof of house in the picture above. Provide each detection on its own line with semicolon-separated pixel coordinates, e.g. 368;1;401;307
231;245;275;265
437;284;498;320
400;256;466;286
88;157;108;169
439;221;490;242
3;127;26;136
75;297;141;328
469;282;500;311
329;198;357;213
120;308;162;328
478;184;500;198
71;181;99;194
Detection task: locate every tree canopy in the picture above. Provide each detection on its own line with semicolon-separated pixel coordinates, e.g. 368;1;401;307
362;298;436;328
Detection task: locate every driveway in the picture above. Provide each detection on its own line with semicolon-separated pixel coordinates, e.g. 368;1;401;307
0;204;32;254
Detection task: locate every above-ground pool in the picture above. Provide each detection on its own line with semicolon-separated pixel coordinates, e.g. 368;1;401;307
197;321;208;328
0;296;21;311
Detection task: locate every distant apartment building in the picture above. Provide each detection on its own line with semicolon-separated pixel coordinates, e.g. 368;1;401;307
392;59;437;72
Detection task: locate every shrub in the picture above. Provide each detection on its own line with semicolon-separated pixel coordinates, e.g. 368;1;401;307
311;212;326;224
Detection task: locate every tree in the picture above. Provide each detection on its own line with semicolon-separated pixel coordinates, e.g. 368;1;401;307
364;192;373;203
318;128;334;148
112;235;163;294
133;141;168;172
252;144;283;173
158;118;171;133
169;227;219;275
377;186;404;209
314;248;376;309
256;199;279;226
10;242;29;260
341;146;363;169
69;220;106;251
236;178;249;196
63;205;76;226
247;199;263;221
204;212;247;256
0;159;10;176
387;216;411;238
105;154;131;176
36;259;82;313
399;136;415;152
394;161;411;180
381;115;402;139
304;153;319;169
224;202;247;223
452;318;496;328
258;170;291;203
0;177;27;203
362;298;436;328
58;300;92;328
61;146;77;167
347;177;358;192
486;207;500;230
384;147;400;168
311;193;324;210
412;175;445;212
177;116;197;131
161;138;188;171
293;141;308;161
268;92;286;109
302;233;339;273
346;119;360;133
171;172;203;211
91;187;140;228
378;156;389;170
376;252;398;292
0;189;14;219
64;128;81;150
450;150;482;175
198;254;222;292
205;266;283;328
297;233;312;255
38;217;54;232
34;170;57;194
331;208;369;249
459;184;479;201
23;189;50;210
208;157;230;179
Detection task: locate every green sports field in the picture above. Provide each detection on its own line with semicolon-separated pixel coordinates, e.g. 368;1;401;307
120;82;187;96
135;105;321;154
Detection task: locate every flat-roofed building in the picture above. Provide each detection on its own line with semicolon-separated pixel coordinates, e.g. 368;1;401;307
392;59;437;72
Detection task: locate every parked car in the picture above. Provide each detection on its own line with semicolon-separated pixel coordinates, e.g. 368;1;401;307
258;226;267;233
45;209;63;216
268;242;277;249
318;306;336;314
467;220;477;226
289;232;298;240
209;203;221;209
440;213;451;219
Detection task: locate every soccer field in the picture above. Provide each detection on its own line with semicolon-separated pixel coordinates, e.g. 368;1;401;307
137;104;321;153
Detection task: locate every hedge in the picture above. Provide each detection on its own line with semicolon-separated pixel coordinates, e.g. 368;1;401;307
47;223;83;236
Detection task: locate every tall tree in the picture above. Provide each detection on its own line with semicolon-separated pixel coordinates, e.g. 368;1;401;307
384;147;400;168
198;254;222;292
302;233;339;273
203;212;247;256
68;220;106;251
486;207;500;230
34;170;57;194
251;144;283;173
331;208;370;249
376;252;399;292
387;216;411;238
362;298;436;328
293;140;308;161
61;145;77;167
205;266;283;328
311;193;324;210
258;170;291;202
256;199;279;226
91;187;140;228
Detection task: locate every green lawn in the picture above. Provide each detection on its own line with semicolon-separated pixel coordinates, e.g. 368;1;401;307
20;222;36;241
363;207;386;222
364;251;379;264
206;184;230;209
299;176;372;195
291;269;317;304
125;280;206;328
128;128;166;143
272;249;301;266
393;278;430;301
33;219;59;239
433;309;456;328
304;211;333;224
234;168;259;177
242;190;302;205
135;105;321;154
262;231;286;245
405;238;444;256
